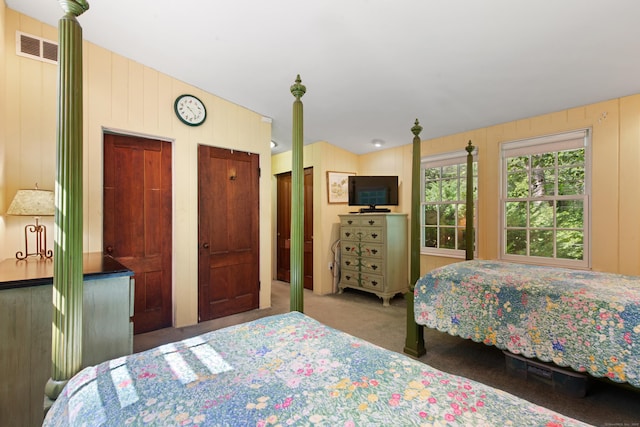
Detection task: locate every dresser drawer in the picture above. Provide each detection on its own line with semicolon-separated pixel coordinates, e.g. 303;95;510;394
342;255;385;276
359;216;385;227
360;273;385;291
342;242;383;259
339;271;384;291
340;216;361;227
341;227;384;243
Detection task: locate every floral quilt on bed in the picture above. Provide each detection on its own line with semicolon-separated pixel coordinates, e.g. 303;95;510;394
44;311;591;426
414;260;640;388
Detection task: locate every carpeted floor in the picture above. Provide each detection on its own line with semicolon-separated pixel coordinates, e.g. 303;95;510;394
135;280;640;426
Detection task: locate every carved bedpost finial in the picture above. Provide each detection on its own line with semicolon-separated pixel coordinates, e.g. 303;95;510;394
290;74;306;100
411;118;422;137
59;0;90;16
466;140;474;154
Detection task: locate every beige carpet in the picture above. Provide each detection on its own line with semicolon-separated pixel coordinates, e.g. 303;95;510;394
135;281;640;426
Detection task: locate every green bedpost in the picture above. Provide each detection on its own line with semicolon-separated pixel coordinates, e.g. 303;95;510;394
290;75;306;312
404;119;426;357
465;141;475;261
44;0;89;412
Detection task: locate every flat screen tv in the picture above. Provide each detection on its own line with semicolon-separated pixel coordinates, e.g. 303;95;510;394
348;175;398;213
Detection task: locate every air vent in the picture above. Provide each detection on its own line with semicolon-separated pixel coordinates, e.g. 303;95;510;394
16;31;58;64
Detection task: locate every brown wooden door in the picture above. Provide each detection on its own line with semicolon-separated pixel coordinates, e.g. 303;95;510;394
198;145;260;321
276;168;313;289
103;133;172;334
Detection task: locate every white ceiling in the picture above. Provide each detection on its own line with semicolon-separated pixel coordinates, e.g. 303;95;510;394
7;0;640;154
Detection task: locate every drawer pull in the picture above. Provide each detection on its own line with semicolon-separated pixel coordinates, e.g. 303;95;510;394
345;275;351;280
371;233;378;239
345;246;352;251
368;220;375;225
371;249;378;254
371;264;378;270
345;232;351;237
371;281;378;287
345;260;351;266
347;220;353;225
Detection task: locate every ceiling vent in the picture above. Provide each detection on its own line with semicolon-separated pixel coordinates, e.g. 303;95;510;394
16;31;58;64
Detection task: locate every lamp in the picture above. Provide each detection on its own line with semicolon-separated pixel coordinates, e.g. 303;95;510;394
6;185;55;259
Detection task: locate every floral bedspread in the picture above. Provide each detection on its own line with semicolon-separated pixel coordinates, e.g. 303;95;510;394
44;311;591;427
414;260;640;387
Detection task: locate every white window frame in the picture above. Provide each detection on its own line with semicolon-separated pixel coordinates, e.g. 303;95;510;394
421;149;478;258
500;129;591;269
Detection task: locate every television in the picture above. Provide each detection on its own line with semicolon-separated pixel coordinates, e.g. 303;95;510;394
348;175;399;213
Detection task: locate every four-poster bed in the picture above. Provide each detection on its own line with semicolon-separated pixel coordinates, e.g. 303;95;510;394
406;125;640;390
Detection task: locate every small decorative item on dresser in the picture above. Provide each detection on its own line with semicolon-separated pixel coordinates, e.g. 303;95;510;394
6;184;55;259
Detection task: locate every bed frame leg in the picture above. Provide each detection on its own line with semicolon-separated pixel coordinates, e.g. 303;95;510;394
403;291;425;357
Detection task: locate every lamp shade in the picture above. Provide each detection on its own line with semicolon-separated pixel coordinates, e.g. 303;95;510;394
6;189;55;216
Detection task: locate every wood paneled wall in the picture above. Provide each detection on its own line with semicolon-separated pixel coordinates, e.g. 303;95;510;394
2;8;273;327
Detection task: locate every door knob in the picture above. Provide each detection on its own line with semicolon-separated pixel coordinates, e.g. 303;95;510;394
105;245;113;254
203;243;210;249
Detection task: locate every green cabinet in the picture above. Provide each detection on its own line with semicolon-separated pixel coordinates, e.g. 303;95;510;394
338;214;408;305
0;254;134;427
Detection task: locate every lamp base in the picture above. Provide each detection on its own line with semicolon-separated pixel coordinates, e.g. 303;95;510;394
16;218;53;260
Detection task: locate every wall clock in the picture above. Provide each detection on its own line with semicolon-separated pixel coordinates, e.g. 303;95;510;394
174;94;207;126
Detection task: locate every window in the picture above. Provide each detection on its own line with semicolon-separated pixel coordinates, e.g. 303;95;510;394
421;150;477;257
501;130;590;268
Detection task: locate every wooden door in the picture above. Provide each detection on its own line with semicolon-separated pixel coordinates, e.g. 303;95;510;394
198;145;260;321
276;168;313;289
103;133;172;334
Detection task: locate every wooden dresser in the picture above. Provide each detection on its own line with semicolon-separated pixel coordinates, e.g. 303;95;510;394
0;253;134;427
338;213;408;305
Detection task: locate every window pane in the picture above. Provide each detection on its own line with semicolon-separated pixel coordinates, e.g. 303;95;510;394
530;229;554;257
424;168;441;200
442;165;457;179
530;168;547;198
558;166;584;195
424;168;440;180
424;205;438;225
506;201;527;227
440;227;456;249
507;172;529;198
556;200;583;228
507;156;529;172
440;204;456;225
558;148;584;166
531;152;555;169
529;201;554;228
542;170;556;196
506;229;527;255
424;227;437;248
557;230;583;260
441;178;458;201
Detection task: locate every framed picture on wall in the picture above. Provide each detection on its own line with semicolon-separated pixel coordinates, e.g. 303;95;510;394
327;171;355;204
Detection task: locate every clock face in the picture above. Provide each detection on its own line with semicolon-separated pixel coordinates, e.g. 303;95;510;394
174;94;206;126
